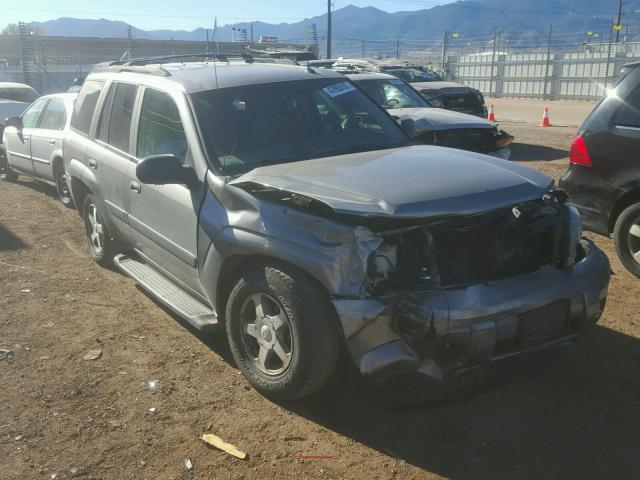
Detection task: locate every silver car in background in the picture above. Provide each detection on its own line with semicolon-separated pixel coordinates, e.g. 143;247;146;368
1;92;77;206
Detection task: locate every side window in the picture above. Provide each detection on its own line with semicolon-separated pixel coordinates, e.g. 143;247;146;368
38;97;66;130
96;83;116;142
614;84;640;128
21;98;48;128
70;80;104;135
137;89;187;162
107;83;137;152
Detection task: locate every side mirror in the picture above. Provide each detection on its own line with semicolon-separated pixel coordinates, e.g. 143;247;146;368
400;118;416;139
5;116;23;130
136;154;197;187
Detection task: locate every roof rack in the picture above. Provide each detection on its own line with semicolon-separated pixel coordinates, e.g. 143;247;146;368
109;52;254;67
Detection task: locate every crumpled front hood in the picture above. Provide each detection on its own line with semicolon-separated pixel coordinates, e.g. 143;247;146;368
388;107;495;132
230;145;553;218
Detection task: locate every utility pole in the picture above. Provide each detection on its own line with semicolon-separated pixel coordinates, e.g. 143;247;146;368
127;25;133;59
250;24;254;45
441;30;449;79
362;38;365;58
395;35;400;59
615;0;624;43
326;0;332;58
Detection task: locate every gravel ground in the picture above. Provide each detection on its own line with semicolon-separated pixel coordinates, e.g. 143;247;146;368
1;122;640;480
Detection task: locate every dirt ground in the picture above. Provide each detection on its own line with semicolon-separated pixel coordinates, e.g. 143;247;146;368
2;121;640;480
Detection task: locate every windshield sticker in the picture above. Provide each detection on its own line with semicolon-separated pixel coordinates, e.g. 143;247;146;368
389;79;405;85
323;82;357;98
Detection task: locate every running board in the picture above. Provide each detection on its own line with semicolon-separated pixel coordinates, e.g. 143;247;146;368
114;253;219;332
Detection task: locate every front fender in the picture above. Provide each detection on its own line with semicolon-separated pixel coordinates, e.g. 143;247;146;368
197;178;382;314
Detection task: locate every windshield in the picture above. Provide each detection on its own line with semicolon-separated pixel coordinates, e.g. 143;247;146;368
0;86;39;103
192;79;411;175
385;68;442;84
356;78;430;109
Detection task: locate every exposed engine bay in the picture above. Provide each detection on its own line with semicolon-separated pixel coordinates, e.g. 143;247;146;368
365;192;580;295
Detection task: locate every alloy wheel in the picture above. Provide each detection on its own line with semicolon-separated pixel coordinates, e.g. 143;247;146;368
86;203;105;256
239;292;293;376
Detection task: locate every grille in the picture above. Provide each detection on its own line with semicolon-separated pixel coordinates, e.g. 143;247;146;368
433;128;496;153
431;207;561;287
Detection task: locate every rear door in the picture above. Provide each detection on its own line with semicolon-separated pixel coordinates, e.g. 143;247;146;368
31;96;67;180
127;87;202;293
85;81;138;242
5;97;48;174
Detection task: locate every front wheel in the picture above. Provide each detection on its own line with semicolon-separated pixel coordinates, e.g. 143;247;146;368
0;147;18;182
83;194;113;267
614;202;640;278
225;263;340;401
54;165;74;207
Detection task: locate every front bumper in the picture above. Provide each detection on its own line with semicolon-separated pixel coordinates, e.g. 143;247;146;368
333;239;610;384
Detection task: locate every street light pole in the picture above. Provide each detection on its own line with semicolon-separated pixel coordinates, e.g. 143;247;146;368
326;0;332;58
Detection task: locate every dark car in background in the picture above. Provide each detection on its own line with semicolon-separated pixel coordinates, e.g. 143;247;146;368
329;58;488;118
560;62;640;276
348;73;512;158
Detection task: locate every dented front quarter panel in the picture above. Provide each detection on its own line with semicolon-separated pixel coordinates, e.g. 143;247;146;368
198;171;382;308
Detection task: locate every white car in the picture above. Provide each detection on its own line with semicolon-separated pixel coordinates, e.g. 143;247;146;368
1;92;77;206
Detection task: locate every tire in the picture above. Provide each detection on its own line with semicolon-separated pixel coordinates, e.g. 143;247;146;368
0;146;18;182
614;202;640;278
82;194;113;267
54;164;74;208
225;263;340;401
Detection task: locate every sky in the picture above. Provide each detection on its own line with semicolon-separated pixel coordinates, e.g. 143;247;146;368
1;0;451;30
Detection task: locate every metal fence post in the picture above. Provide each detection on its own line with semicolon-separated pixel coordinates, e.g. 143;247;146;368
605;22;614;90
489;28;497;96
543;24;553;100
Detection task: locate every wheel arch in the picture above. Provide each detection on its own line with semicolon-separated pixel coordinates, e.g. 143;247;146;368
608;189;640;233
69;176;92;216
214;253;335;326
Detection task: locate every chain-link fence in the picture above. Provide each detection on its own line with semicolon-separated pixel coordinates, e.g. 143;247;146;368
315;25;640;101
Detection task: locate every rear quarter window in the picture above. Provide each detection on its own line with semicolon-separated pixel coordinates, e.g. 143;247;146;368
613;84;640;128
70;80;105;135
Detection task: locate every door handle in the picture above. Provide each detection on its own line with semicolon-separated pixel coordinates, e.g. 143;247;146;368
49;140;56;145
88;158;97;170
130;181;141;193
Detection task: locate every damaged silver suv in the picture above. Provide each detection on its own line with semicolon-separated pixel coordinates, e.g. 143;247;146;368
64;55;610;400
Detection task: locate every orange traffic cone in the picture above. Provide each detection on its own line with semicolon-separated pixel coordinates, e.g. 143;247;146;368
540;107;551;127
487;104;496;122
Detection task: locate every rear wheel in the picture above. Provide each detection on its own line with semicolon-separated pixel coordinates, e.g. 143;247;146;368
614;202;640;277
225;263;340;400
83;194;113;267
54;165;74;207
0;147;18;182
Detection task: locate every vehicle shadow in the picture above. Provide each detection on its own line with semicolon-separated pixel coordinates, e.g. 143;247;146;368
0;223;28;251
144;293;640;479
511;143;568;162
15;177;58;199
286;325;640;479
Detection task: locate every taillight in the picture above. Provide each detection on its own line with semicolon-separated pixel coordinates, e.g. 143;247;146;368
570;135;592;166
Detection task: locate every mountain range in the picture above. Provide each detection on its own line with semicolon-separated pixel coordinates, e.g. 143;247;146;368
8;1;640;52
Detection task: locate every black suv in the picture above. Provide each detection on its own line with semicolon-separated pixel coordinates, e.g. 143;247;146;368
560;62;640;276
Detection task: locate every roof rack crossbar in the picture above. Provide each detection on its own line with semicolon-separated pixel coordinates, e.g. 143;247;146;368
107;53;254;67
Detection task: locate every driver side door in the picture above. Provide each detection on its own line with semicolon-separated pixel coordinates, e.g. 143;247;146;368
127;87;203;295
